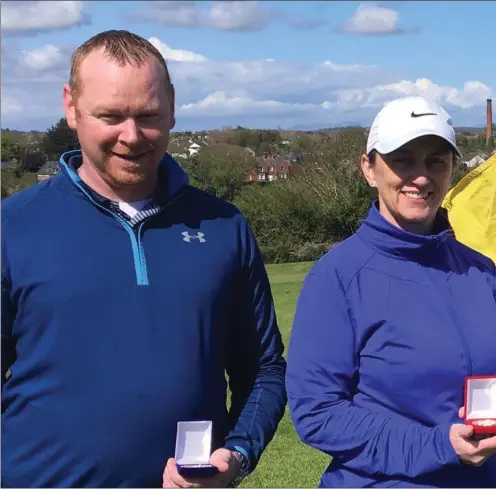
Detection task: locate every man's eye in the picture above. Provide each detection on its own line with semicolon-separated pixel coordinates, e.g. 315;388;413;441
100;115;122;123
139;114;159;121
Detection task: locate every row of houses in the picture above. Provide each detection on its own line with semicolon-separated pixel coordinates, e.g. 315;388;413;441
34;150;301;184
245;151;301;183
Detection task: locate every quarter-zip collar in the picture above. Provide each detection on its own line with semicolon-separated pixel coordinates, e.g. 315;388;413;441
357;201;453;261
58;150;189;206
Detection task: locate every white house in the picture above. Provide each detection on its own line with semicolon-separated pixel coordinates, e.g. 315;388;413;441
465;155;485;168
188;142;201;156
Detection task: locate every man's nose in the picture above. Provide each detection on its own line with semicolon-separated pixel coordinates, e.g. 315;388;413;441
119;118;142;145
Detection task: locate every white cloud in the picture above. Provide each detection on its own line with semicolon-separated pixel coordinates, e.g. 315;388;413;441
1;37;492;131
325;79;492;111
1;1;88;34
148;38;208;62
133;1;276;31
20;44;66;71
1;96;24;117
207;1;272;31
176;80;492;129
131;0;323;31
445;81;492;109
179;91;316;117
138;1;201;29
1;85;65;130
168;58;395;106
341;3;416;36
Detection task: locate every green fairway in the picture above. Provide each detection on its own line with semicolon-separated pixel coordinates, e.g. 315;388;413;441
240;261;329;488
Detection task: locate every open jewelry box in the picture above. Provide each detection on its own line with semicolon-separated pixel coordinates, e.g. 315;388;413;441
175;421;219;477
464;376;496;436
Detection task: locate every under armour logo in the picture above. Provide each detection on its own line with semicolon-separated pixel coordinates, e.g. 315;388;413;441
182;231;206;243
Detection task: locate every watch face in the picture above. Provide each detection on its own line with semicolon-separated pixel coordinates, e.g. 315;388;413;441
228;451;250;488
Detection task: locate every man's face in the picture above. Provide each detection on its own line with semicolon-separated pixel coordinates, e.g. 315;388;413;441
64;49;175;194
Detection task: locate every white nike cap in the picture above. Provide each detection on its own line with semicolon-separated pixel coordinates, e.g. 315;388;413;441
366;96;462;158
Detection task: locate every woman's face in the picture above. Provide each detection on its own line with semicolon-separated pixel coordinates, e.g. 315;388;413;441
361;135;455;234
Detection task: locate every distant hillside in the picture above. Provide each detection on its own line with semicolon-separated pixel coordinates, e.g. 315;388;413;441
2;128;46;136
1;125;487;138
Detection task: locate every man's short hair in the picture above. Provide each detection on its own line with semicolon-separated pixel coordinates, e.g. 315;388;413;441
69;29;172;97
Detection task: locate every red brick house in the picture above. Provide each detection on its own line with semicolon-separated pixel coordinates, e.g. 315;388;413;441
245;156;293;183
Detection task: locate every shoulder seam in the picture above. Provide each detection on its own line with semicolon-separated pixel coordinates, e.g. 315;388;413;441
342;247;377;295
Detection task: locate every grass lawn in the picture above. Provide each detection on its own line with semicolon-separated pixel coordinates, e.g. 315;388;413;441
240;261;329;488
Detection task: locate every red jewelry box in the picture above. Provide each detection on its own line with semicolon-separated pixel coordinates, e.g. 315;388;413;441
464;376;496;436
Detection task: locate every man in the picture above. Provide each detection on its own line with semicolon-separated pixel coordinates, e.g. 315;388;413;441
1;30;286;488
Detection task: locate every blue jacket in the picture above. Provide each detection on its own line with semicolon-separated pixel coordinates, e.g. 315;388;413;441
1;151;286;488
286;202;496;488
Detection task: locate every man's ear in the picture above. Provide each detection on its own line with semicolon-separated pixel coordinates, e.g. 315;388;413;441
168;84;176;130
63;84;77;129
360;153;376;187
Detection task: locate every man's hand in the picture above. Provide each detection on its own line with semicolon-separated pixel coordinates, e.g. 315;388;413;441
449;406;496;467
163;448;242;488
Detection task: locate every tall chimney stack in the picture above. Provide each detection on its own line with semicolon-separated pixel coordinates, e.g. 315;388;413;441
487;98;493;149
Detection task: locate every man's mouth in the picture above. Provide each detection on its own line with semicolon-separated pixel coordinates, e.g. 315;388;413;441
401;190;433;200
111;150;149;161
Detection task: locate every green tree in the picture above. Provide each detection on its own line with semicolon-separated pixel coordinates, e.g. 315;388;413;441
451;162;470;187
42;118;80;160
487;135;495;153
235;129;373;263
1;131;23;161
290;130;372;239
189;143;258;201
18;146;45;173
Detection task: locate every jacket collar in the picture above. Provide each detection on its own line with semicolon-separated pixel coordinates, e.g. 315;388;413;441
356;201;452;260
58;150;189;204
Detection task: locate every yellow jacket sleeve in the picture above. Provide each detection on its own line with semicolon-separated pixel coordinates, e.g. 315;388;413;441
443;154;496;264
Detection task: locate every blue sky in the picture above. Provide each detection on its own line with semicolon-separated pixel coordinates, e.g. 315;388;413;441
2;1;494;131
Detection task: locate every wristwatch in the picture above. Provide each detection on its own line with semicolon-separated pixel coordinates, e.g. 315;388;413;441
227;450;251;488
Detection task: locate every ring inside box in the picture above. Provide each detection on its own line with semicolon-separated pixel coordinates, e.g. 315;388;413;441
465;376;496;434
175;421;213;467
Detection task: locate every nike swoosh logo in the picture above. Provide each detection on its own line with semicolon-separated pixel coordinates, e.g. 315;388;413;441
411;111;437;118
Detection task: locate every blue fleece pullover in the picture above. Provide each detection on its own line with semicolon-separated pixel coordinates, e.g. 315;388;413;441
1;151;286;487
286;202;496;488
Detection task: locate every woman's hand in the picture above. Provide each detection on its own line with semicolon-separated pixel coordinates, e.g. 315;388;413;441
449;407;496;467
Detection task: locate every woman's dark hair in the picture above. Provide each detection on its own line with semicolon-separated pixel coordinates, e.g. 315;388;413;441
367;148;458;165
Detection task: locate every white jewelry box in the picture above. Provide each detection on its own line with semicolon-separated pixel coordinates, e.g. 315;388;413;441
175;421;219;477
464;376;496;436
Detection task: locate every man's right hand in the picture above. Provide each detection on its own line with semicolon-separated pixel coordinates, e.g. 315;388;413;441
162;449;242;488
449;406;496;466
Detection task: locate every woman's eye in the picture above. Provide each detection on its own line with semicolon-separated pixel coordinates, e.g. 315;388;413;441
428;159;447;168
392;158;412;165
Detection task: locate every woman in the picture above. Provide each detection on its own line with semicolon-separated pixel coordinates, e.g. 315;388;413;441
286;96;496;488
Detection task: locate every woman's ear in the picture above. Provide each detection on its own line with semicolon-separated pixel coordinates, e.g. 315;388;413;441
360;153;376;188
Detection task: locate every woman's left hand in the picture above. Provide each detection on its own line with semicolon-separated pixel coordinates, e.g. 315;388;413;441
452;406;496;467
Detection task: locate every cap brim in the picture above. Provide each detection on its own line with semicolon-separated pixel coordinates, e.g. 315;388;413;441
376;129;462;160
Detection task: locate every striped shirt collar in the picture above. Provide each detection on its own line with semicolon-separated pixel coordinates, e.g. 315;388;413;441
67;155;169;226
